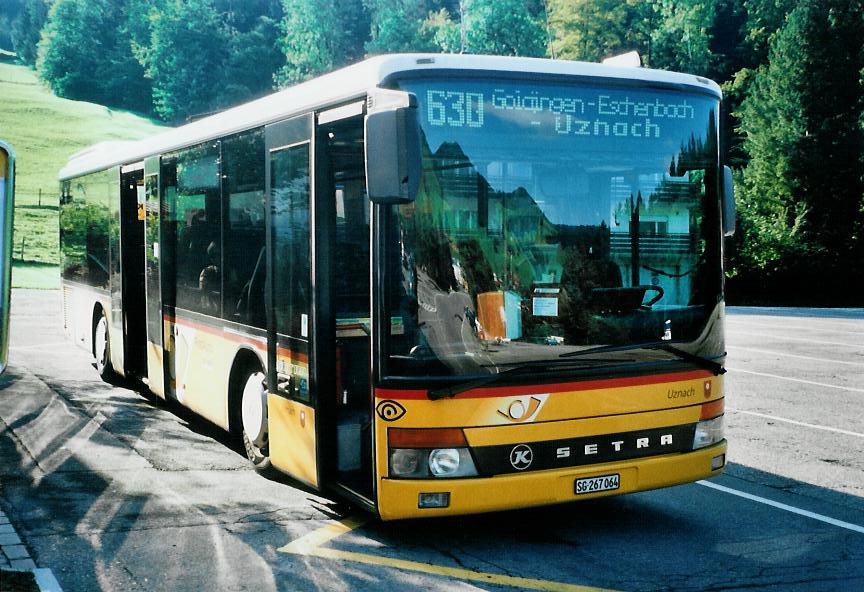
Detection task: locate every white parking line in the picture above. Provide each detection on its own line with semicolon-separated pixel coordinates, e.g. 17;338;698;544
9;342;68;351
728;345;864;367
727;367;864;393
729;330;863;349
726;319;864;336
727;408;864;439
697;480;864;535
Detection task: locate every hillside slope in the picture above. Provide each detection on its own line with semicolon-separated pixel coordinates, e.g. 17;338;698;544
0;61;166;268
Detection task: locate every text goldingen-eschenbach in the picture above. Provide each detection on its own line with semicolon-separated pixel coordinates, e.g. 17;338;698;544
426;88;697;139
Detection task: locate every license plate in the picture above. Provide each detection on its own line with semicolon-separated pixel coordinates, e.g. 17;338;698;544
574;474;620;495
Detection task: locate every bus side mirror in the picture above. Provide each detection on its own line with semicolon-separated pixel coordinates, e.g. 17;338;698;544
722;165;736;237
365;102;421;204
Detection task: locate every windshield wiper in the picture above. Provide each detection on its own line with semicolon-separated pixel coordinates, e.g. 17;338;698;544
427;359;608;401
427;344;724;401
658;343;726;375
560;341;725;375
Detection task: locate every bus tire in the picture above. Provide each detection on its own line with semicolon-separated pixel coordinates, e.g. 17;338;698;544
93;310;116;381
240;369;271;470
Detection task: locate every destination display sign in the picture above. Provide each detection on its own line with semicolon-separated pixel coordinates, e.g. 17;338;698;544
423;83;703;142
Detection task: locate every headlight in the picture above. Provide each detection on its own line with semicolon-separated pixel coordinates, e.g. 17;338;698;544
693;415;724;449
389;447;478;479
429;448;461;476
390;448;423;477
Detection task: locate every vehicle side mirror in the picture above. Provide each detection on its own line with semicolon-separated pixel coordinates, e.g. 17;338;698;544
365;100;421;204
722;165;736;237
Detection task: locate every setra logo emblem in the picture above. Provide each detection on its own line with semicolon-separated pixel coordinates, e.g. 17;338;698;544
497;394;548;423
376;400;406;422
510;444;534;470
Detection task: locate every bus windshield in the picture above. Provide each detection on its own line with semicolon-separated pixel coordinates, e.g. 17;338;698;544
385;77;722;379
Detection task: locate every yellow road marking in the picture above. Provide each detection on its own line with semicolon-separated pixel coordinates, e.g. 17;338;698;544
277;515;369;554
313;547;616;592
279;516;618;592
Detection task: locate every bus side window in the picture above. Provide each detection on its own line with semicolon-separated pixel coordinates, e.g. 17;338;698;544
221;129;266;328
327;116;369;408
165;143;222;316
272;144;311;353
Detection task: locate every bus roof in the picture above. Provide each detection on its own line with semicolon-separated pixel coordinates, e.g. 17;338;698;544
59;53;722;181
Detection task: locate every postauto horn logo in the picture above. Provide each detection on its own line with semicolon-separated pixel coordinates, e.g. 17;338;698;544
497;394;548;423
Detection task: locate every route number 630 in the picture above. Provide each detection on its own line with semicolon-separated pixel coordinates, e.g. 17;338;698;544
427;90;485;128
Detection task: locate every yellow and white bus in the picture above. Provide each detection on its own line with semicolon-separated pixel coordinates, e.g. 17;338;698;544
1;140;14;374
59;54;734;520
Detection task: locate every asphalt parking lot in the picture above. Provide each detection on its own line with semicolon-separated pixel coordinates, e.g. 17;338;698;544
1;291;863;591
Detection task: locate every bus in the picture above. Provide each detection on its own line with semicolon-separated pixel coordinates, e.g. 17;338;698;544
59;54;734;520
1;140;14;374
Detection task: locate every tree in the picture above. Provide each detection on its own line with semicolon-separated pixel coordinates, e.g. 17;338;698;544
462;0;547;56
548;0;737;77
648;0;714;74
788;0;864;269
740;0;799;68
275;0;368;86
142;0;229;121
10;0;48;66
0;0;24;52
733;0;864;297
37;0;111;100
37;0;151;111
427;0;547;57
364;0;450;53
98;0;153;113
214;1;284;108
548;0;647;63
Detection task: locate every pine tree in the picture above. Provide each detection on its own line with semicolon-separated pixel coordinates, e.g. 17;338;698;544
734;0;864;295
10;0;48;66
0;0;24;52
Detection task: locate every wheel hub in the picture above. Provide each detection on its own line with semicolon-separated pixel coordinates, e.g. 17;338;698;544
241;372;268;447
95;317;108;366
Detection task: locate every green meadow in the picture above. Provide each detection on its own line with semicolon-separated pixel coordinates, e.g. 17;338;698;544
0;60;165;286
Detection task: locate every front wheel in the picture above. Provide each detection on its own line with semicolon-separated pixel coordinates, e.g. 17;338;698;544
93;313;115;380
240;370;271;470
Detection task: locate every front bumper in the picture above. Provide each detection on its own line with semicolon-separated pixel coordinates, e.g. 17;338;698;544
378;440;726;520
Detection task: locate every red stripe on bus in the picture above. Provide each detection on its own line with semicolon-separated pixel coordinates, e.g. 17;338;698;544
376;369;713;400
163;314;308;363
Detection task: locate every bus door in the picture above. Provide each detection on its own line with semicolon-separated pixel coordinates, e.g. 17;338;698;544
119;166;147;378
143;156;165;397
317;105;374;502
265;115;320;487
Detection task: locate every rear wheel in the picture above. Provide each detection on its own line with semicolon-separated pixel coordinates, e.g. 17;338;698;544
93;312;115;380
240;370;271;469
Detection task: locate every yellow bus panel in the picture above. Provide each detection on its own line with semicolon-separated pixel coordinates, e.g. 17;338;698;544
268;394;318;487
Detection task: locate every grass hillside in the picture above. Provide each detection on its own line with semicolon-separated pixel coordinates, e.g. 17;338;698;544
0;60;166;286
